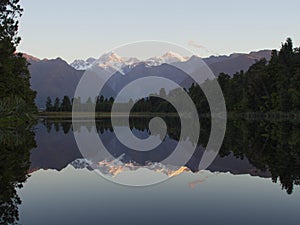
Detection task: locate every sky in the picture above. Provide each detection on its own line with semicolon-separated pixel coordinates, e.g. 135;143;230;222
17;0;300;63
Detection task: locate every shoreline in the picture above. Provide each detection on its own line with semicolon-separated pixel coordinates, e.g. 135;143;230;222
36;111;300;122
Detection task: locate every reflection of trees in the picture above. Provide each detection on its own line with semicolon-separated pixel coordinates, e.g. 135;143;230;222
42;117;300;194
220;120;300;195
0;126;36;224
42;119;72;134
61;122;71;134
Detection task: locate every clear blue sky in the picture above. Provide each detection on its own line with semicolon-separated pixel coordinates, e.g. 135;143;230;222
17;0;300;63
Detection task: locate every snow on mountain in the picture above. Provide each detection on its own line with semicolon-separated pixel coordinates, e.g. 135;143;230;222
69;51;188;72
70;59;93;70
70;53;141;74
70;50;271;78
70;156;189;177
124;57;140;65
70;57;97;70
161;51;187;63
94;52;127;73
145;51;188;67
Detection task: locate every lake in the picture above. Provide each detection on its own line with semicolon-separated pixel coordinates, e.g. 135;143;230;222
1;117;299;225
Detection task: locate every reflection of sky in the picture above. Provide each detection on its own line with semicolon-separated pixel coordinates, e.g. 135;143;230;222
18;166;300;225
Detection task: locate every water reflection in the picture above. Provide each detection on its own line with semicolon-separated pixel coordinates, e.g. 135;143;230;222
0;117;300;224
0;117;299;224
38;117;300;194
0;125;36;224
220;120;300;194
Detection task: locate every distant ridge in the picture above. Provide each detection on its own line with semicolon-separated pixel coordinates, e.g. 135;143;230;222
22;53;40;62
24;49;272;108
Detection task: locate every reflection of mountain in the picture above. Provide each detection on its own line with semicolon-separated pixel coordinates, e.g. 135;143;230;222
29;118;300;194
70;157;189;178
29;122;82;172
69;155;270;179
25;50;271;108
30;119;270;179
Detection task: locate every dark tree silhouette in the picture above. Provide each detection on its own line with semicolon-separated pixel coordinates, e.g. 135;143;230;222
0;0;37;120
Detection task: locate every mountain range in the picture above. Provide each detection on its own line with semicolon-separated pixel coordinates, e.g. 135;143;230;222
24;50;272;108
29;122;271;179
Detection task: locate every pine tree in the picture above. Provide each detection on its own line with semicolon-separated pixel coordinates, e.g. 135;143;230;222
54;97;60;112
45;96;53;112
0;0;37;118
61;96;72;112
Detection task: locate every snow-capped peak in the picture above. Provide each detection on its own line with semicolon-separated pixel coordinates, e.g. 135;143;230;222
94;52;129;74
70;59;91;70
70;57;96;70
145;51;187;66
123;57;140;65
97;52;123;64
70;52;129;73
70;51;188;71
161;51;187;63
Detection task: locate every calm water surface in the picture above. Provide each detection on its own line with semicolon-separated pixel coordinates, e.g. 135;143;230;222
1;118;299;225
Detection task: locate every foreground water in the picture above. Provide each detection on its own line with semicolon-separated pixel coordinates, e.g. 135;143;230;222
1;118;299;224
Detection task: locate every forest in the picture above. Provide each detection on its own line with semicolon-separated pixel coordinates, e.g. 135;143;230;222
45;38;300;115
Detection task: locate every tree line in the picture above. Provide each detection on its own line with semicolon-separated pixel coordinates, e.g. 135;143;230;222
45;38;299;114
216;38;300;113
45;95;114;112
45;93;177;113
